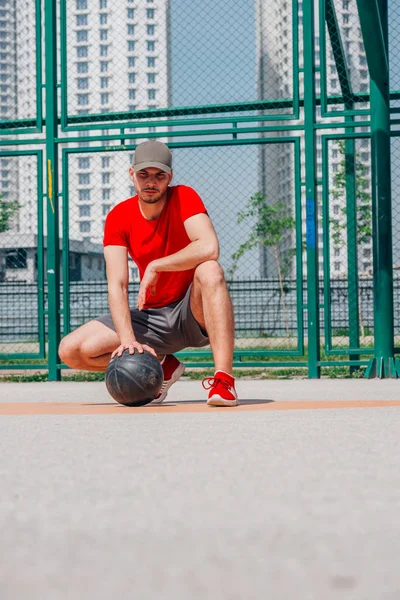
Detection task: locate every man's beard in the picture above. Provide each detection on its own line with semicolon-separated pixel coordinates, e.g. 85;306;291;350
139;189;167;204
140;194;163;204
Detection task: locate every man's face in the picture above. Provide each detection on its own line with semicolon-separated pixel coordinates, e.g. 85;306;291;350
129;166;172;204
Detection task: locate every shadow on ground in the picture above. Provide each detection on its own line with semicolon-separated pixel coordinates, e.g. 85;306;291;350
82;399;275;407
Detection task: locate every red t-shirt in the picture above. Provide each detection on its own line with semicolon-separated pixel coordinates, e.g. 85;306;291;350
103;185;208;308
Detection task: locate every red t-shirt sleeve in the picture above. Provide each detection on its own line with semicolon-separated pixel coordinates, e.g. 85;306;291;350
177;185;208;222
103;203;129;247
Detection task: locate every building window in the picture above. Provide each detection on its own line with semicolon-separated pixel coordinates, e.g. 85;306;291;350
129;89;136;100
334;262;341;271
100;45;108;56
147;57;156;67
79;189;91;201
76;0;88;8
102;204;111;215
79;173;91;185
146;8;155;18
6;248;27;269
102;157;110;168
128;72;136;83
100;61;108;72
128;40;135;52
102;173;110;184
147;40;155;51
77;46;88;58
129;105;136;111
99;13;107;25
77;77;89;89
334;248;340;257
77;62;88;73
127;8;135;18
333;205;340;215
148;89;156;100
100;0;107;7
128;57;136;67
78;157;90;169
128;24;135;36
80;222;91;233
147;25;155;35
100;92;109;105
79;205;91;217
76;30;88;42
76;14;88;26
100;29;108;41
147;73;156;84
77;93;89;105
102;188;110;200
100;76;108;88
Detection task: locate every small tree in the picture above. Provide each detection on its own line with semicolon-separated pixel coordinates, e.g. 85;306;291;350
229;192;296;337
0;195;20;233
330;141;372;337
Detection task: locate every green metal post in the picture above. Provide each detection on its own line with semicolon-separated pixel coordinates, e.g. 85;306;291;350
324;0;360;367
356;0;397;377
344;136;361;372
303;0;320;377
44;0;61;380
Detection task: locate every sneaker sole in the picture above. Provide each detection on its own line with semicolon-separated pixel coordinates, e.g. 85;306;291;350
150;362;186;404
207;395;239;407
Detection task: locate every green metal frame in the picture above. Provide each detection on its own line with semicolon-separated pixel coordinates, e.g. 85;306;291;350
319;0;370;118
0;0;43;135
0;0;398;378
59;0;300;132
0;150;45;364
321;133;373;357
356;0;397;378
60;137;306;370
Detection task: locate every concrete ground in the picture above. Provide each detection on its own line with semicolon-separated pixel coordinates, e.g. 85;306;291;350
0;379;400;599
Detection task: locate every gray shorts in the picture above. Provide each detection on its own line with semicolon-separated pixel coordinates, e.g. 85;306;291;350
95;284;210;355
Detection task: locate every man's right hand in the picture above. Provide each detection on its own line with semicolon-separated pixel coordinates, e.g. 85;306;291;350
111;340;157;359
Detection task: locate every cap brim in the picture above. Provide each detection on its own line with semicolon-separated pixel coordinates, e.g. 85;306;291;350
133;161;171;174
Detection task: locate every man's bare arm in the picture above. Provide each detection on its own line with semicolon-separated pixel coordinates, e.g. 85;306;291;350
136;213;220;310
104;246;156;356
152;213;219;272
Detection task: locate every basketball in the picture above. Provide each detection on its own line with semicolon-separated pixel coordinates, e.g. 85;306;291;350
105;349;164;407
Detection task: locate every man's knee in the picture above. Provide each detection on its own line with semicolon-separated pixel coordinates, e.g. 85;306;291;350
58;334;83;368
194;260;225;287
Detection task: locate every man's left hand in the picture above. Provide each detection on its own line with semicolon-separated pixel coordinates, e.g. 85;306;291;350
137;264;159;310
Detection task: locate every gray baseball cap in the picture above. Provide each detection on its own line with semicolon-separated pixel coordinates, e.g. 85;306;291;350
133;140;172;173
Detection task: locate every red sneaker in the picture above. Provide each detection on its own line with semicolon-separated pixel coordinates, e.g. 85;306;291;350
202;371;239;407
150;355;185;404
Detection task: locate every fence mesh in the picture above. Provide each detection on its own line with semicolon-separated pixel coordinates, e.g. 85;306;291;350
0;153;42;353
0;0;39;123
321;0;370;114
0;0;399;374
64;0;275;123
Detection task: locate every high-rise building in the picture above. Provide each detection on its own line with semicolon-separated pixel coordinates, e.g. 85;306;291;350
256;0;372;279
0;0;171;258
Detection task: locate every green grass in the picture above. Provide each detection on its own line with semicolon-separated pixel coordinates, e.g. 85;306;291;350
0;365;366;382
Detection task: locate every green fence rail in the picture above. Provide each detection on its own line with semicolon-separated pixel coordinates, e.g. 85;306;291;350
0;0;399;379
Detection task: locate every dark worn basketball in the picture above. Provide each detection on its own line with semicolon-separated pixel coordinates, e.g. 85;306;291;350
105;349;163;407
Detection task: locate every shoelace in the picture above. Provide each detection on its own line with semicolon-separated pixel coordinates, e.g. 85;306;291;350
202;377;232;391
